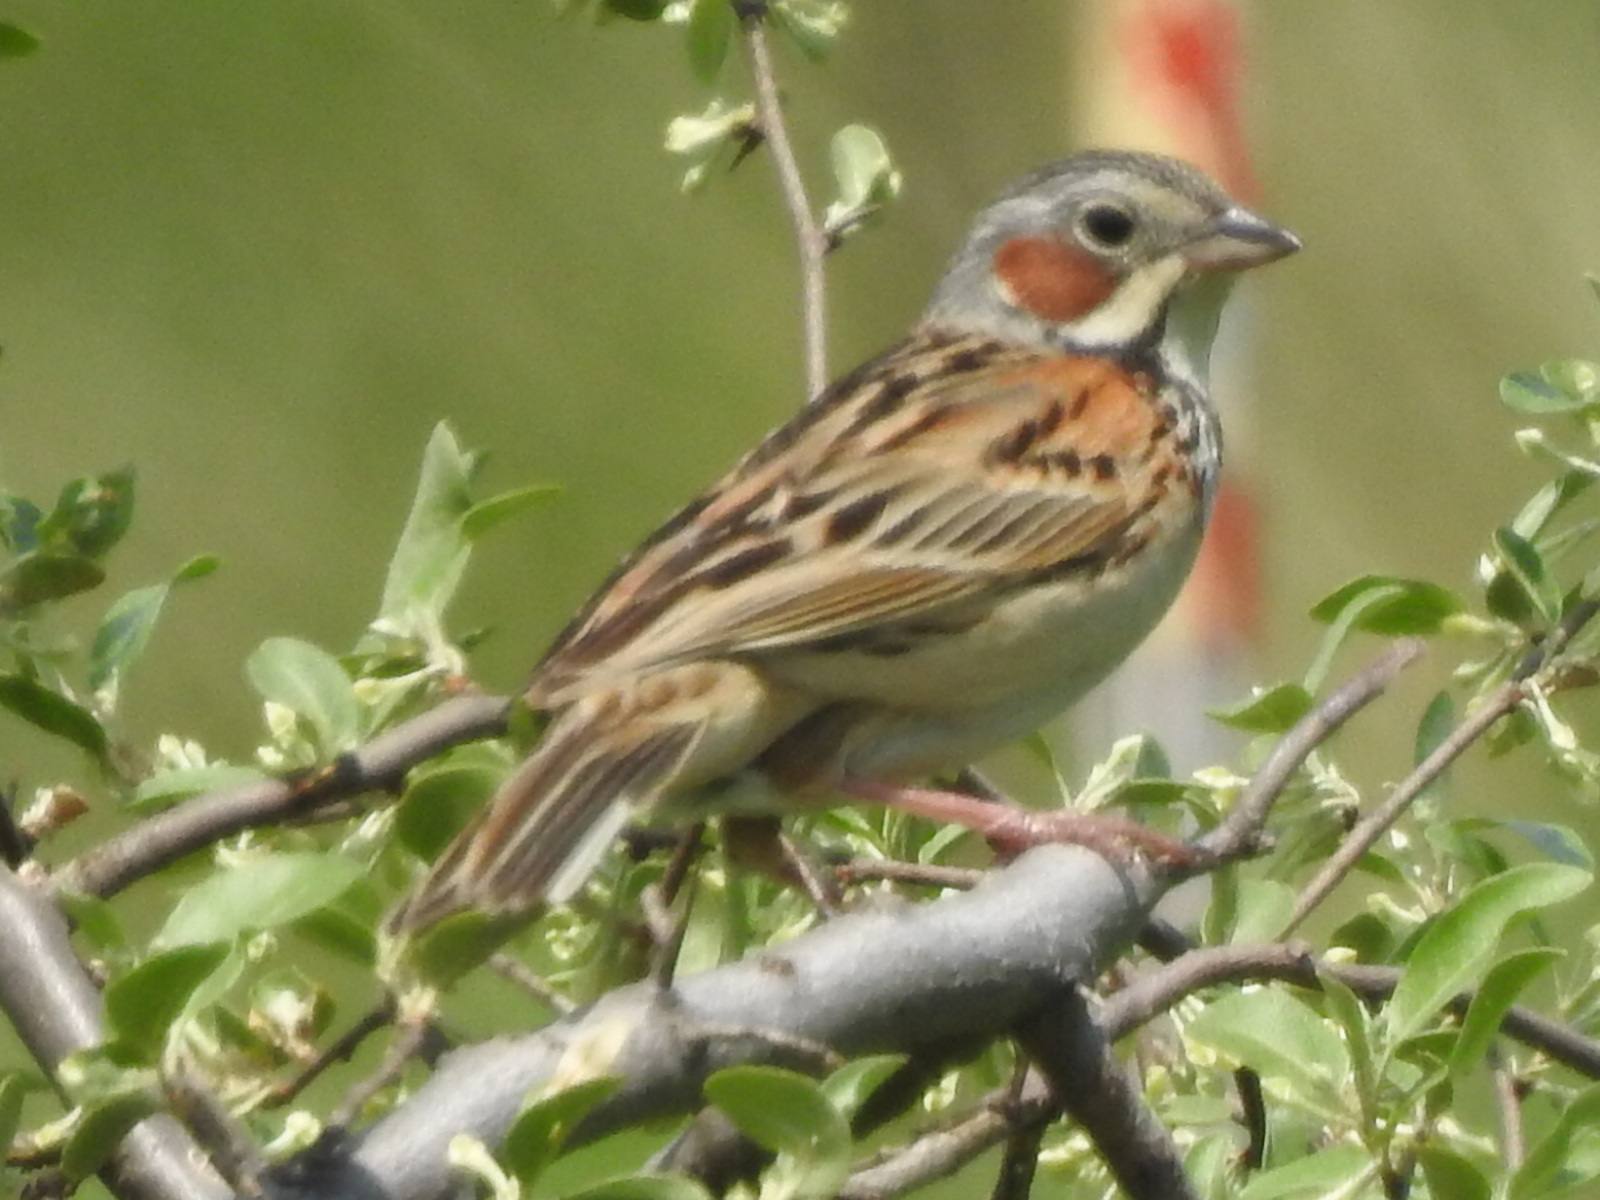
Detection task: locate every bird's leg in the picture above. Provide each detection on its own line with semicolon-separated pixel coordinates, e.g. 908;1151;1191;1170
833;776;1200;867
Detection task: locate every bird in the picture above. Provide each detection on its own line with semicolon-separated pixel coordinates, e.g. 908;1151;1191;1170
387;149;1299;937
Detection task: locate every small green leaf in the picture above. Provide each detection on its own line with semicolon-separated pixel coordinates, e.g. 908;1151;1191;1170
769;0;849;59
705;1065;850;1193
1510;1082;1600;1199
1318;973;1376;1127
1449;947;1561;1082
1384;863;1589;1044
602;0;669;18
104;943;231;1062
1185;988;1347;1113
395;763;498;860
1227;879;1296;944
0;673;110;766
1415;1147;1491;1200
820;1054;906;1119
245;636;360;751
129;764;272;813
0;550;105;611
155;852;366;947
503;1076;621;1185
564;1177;714;1200
0;23;39;58
1543;358;1600;404
823;125;900;241
685;0;735;83
1506;821;1594;868
1310;575;1464;636
1493;526;1563;623
1413;690;1455;806
376;423;480;627
39;468;136;560
459;485;560;542
0;1072;27;1156
1209;683;1313;734
61;1091;160;1180
1235;1144;1372;1200
1501;370;1590;414
91;583;169;692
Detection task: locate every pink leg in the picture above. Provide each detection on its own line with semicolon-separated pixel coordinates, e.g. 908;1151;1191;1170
833;776;1198;866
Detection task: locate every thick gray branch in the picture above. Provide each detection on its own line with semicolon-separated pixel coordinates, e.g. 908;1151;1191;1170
266;845;1160;1200
0;865;229;1200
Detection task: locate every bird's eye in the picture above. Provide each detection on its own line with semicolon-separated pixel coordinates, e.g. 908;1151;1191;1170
1077;203;1137;249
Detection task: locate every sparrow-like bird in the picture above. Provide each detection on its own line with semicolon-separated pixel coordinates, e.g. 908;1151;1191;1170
389;150;1298;935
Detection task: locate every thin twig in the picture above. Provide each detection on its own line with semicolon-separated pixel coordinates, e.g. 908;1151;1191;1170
52;692;511;900
488;954;576;1015
836;859;985;891
1491;1051;1526;1171
737;2;829;398
1200;637;1425;865
259;1001;396;1110
1283;678;1520;935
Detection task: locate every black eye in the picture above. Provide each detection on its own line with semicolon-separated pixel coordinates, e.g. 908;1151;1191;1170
1078;203;1136;249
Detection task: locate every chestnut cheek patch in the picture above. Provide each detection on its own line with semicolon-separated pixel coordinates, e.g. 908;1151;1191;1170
993;237;1117;324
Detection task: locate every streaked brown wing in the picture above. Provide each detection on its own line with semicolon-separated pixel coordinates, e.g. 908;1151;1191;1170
530;328;1189;706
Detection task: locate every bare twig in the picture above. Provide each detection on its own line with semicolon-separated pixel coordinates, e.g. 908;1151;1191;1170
836;859;985;891
1284;677;1519;935
1491;1051;1526;1171
1200;637;1426;865
487;955;576;1016
260;1002;396;1110
737;2;829;398
52;692;511;900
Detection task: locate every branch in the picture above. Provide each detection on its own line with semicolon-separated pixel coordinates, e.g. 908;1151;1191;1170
266;845;1164;1200
0;864;229;1200
1200;637;1425;863
737;2;829;399
51;693;511;900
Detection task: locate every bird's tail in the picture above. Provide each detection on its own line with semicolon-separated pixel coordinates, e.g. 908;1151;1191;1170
384;704;698;936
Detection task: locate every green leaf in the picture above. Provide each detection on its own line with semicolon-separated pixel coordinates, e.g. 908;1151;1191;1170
1501;370;1591;414
1448;947;1561;1082
602;0;669;19
769;0;849;59
1209;683;1313;734
1235;1144;1373;1200
61;1091;160;1180
705;1065;850;1194
376;423;480;627
0;550;104;611
1185;988;1347;1113
155;852;366;947
1507;821;1594;868
564;1177;714;1200
394;763;498;860
1511;1082;1600;1199
0;1072;27;1157
1492;526;1562;624
1228;879;1296;944
1310;575;1464;636
1413;690;1456;806
0;23;39;57
1318;973;1377;1129
503;1076;621;1185
104;943;231;1062
129;764;272;813
245;636;360;752
1416;1147;1491;1200
685;0;735;83
93;556;220;692
823;125;900;241
1304;577;1416;691
459;485;560;542
38;468;136;560
0;673;110;766
1384;863;1589;1044
820;1054;907;1119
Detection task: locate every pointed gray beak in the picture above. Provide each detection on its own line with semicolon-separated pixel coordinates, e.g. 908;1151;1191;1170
1183;205;1302;272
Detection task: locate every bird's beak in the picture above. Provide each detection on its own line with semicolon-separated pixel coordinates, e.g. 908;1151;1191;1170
1182;206;1302;273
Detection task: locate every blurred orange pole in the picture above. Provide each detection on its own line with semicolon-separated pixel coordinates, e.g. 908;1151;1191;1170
1072;0;1269;769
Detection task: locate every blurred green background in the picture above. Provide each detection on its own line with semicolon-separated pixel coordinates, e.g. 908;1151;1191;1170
4;0;1600;1190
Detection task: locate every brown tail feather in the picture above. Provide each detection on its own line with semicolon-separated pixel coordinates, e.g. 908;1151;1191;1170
386;713;697;934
